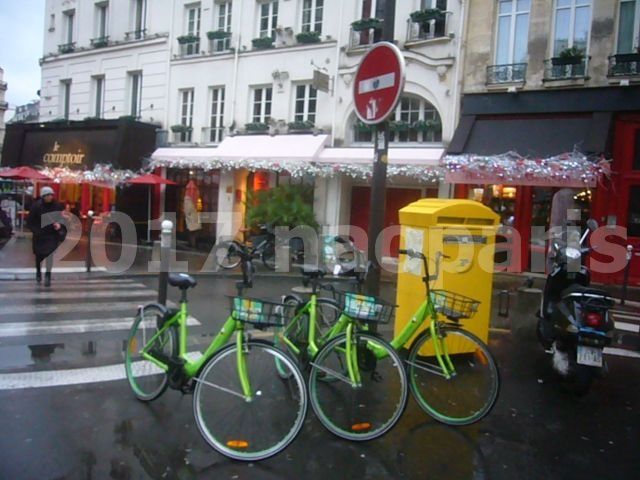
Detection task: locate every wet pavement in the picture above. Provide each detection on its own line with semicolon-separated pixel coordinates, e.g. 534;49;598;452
0;272;639;479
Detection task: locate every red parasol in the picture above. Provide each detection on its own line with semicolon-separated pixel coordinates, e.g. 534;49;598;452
0;166;52;181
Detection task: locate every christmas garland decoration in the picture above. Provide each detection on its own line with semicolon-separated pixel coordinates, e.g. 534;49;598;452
40;164;137;187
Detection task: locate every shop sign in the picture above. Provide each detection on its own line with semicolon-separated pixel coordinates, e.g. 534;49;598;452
42;141;86;167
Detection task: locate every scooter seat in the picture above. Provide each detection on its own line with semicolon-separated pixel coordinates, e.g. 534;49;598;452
562;285;609;298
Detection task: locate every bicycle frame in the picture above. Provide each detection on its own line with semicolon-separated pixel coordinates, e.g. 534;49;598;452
138;302;254;391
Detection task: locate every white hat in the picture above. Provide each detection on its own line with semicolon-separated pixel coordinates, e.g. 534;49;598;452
41;186;55;197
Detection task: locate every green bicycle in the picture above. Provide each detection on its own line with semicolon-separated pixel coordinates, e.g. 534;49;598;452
277;269;409;441
124;272;307;461
281;249;500;429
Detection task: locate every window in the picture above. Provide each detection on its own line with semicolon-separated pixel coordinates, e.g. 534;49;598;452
418;0;447;39
361;0;385;18
93;76;105;118
617;0;639;54
259;1;278;39
301;0;323;34
185;4;201;54
496;0;530;65
179;89;195;142
553;0;591;56
129;72;142;117
214;1;232;52
252;87;272;123
60;80;71;119
49;14;55;31
353;95;442;144
96;2;108;38
209;87;225;143
294;84;317;123
63;10;74;44
133;0;146;38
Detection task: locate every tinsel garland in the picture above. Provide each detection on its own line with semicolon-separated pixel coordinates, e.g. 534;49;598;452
441;151;610;186
148;157;444;184
40;165;137;186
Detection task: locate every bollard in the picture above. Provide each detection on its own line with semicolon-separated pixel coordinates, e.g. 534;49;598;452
86;210;94;273
621;245;633;306
498;290;510;317
158;219;173;306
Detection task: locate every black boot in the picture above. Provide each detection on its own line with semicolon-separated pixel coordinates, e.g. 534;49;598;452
44;272;51;287
36;271;42;283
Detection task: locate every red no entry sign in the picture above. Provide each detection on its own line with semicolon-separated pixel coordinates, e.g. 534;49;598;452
353;42;406;125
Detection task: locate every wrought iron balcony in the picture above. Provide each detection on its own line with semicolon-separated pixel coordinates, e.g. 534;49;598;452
201;127;225;144
608;53;640;77
58;42;76;54
544;56;589;81
348;19;383;50
90;36;110;48
125;29;147;41
486;63;527;84
405;12;450;43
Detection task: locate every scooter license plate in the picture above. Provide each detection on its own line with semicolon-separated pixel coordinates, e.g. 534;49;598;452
577;346;603;367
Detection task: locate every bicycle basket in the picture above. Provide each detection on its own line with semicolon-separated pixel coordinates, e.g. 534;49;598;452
334;290;395;323
230;297;290;328
430;290;480;320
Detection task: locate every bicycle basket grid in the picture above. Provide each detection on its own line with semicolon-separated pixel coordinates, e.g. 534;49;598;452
230;297;288;327
430;290;480;320
334;290;395;323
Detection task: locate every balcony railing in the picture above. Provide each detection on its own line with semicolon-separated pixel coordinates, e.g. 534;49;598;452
544;56;589;81
178;40;201;57
608;53;640;77
405;12;450;43
201;127;225;144
348;20;383;49
125;29;147;41
171;130;194;144
208;37;233;54
486;63;527;84
58;42;76;54
90;36;110;48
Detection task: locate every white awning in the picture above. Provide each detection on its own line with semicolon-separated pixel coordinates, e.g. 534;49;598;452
317;147;444;165
213;134;329;163
151;147;219;167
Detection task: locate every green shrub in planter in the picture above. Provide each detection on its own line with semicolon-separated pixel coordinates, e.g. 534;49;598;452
354;121;374;133
389;120;410;132
411;119;442;133
177;34;199;44
245;122;270;132
207;30;231;40
288;120;315;131
552;46;585;65
351;17;383;32
409;8;445;24
251;37;274;49
118;115;138;122
246;184;318;231
170;124;193;133
296;31;321;44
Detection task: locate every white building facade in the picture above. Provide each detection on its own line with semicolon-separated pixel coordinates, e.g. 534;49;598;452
0;68;7;149
40;0;465;252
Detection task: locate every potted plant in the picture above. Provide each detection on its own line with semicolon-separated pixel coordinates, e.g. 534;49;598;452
409;8;445;26
207;30;231;40
288;120;315;131
177;34;199;44
251;37;274;49
91;37;109;48
245;184;318;231
351;17;383;32
354;120;374;133
552;46;585;65
58;43;75;54
170;124;193;133
389;120;410;132
245;122;270;132
295;31;321;44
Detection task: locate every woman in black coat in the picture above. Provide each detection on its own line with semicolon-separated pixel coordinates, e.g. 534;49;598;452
26;186;67;286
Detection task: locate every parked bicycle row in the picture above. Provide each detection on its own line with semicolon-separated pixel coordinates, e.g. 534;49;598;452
124;245;499;462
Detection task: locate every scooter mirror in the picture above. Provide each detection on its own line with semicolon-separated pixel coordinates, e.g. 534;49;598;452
586;219;598;232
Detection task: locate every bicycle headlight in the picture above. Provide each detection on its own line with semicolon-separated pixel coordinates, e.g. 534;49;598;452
564;247;581;260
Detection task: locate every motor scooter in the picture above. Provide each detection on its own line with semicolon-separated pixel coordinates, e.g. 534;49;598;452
537;219;615;394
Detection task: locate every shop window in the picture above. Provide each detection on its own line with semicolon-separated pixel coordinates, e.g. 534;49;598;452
301;0;323;34
553;0;591;56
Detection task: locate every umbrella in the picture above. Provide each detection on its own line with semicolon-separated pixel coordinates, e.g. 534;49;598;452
126;173;177;243
0;167;52;235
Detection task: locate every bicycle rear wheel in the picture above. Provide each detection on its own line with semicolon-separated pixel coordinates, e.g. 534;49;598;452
407;326;499;426
125;304;177;402
308;331;408;441
193;340;307;461
214;241;242;269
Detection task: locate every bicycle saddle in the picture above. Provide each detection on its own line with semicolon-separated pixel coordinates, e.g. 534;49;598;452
168;273;197;290
300;265;327;278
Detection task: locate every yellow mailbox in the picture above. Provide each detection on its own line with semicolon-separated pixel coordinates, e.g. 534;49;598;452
395;199;499;344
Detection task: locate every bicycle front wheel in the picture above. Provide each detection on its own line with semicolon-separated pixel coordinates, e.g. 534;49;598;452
214;241;242;269
125;304;177;402
309;332;408;441
407;327;500;426
193;340;307;461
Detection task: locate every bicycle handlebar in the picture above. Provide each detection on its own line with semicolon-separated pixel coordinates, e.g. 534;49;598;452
398;249;449;294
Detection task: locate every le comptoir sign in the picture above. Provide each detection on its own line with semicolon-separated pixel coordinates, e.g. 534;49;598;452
42;141;86;167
